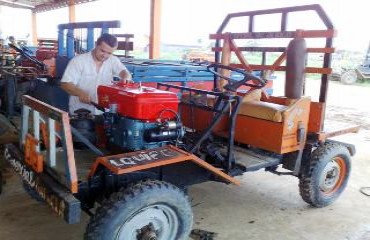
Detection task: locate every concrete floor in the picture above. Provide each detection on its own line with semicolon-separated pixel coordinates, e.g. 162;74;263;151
190;132;370;240
1;80;370;240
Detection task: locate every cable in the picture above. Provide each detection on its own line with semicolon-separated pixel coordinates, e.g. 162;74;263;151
360;187;370;197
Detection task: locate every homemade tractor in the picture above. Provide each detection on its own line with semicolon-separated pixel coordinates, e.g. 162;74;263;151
0;38;57;120
2;5;359;240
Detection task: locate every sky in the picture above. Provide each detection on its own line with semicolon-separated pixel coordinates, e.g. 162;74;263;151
0;0;369;52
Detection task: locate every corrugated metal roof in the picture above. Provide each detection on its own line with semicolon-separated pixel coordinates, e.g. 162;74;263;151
0;0;98;13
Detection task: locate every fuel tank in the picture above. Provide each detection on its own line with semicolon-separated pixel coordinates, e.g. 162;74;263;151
285;37;307;99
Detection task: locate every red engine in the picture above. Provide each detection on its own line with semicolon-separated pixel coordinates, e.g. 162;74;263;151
96;83;183;151
97;83;179;121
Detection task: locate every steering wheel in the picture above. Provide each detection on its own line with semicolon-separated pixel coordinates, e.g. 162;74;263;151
207;63;266;92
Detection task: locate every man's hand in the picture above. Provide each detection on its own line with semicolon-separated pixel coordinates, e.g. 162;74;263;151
119;78;134;85
60;82;92;104
119;69;133;84
78;92;92;104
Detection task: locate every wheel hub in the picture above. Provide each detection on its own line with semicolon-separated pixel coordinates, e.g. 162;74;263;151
319;160;341;193
115;204;179;240
137;223;157;240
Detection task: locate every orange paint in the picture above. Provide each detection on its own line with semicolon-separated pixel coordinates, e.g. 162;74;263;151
88;145;240;185
24;134;44;173
181;95;311;154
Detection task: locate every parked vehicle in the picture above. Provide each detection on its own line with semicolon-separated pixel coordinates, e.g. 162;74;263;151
330;43;370;84
1;5;359;240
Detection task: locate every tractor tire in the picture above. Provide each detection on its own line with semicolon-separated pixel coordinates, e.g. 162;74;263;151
85;180;193;240
299;143;351;207
340;70;357;85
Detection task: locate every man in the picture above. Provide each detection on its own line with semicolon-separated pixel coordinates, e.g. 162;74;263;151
5;36;19;65
8;36;17;46
60;33;132;114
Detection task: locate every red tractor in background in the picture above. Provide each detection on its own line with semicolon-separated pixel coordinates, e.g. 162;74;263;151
19;38;58;77
0;38;57;118
2;4;359;240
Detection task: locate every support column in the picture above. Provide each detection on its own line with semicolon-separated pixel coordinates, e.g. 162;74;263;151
31;11;37;45
219;35;231;90
0;6;3;39
149;0;161;59
68;0;76;23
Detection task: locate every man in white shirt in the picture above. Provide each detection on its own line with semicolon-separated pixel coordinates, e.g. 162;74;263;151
60;33;132;115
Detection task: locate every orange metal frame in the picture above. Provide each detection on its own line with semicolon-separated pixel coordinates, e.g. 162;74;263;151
89;145;239;185
180;95;311;154
21;95;78;193
179;4;358;154
21;96;240;194
210;29;335;80
232;97;311;154
25;133;44;173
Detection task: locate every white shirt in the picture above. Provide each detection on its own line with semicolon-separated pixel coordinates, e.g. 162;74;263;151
61;51;127;115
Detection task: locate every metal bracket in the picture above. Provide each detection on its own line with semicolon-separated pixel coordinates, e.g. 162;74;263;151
293;121;306;176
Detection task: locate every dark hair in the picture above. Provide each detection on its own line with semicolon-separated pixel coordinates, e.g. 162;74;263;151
96;33;118;48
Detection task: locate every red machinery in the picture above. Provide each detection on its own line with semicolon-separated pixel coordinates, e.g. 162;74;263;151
97;83;179;121
19;38;57;77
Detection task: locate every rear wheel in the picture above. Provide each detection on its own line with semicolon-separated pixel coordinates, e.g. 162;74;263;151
85;179;193;240
340;70;357;85
299;143;351;207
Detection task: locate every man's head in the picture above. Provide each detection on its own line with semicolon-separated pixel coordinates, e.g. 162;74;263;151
8;36;15;43
93;33;118;62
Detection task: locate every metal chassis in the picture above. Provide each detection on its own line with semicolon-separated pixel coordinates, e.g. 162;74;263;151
4;94;240;224
210;4;336;135
158;82;243;173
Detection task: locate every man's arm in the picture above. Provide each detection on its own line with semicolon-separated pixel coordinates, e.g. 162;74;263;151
118;68;132;84
111;56;132;83
60;82;91;104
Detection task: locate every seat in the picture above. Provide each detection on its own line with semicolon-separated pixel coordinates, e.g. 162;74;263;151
238;97;309;123
238;101;288;122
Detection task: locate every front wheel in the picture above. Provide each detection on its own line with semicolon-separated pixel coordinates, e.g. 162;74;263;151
299;143;351;207
85;180;193;240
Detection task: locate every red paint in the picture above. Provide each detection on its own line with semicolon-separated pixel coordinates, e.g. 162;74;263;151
98;83;179;121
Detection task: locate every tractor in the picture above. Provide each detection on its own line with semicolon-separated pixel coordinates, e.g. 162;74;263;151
330;42;370;84
2;4;359;240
